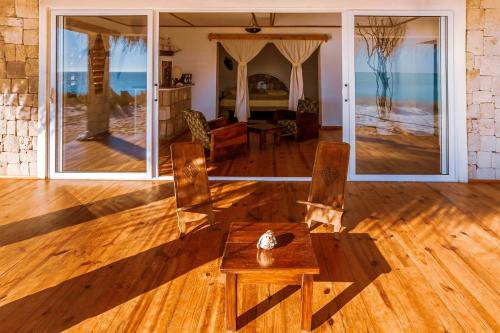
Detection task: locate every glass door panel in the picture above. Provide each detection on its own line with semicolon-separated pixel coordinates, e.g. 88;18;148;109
353;15;448;175
55;14;150;173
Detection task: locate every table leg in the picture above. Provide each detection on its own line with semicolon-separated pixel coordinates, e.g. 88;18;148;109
275;130;280;146
301;274;313;331
226;273;237;332
260;132;266;149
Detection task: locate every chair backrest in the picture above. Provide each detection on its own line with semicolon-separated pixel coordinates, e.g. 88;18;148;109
308;142;350;209
171;142;212;210
182;110;210;149
297;98;319;114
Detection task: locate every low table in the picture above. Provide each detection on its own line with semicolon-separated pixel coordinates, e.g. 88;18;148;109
220;222;320;332
247;123;281;149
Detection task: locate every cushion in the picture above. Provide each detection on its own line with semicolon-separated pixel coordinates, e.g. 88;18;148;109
277;119;298;136
183;110;210;149
298;98;319;114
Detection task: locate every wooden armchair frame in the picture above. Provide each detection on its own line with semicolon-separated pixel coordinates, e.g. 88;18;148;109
273;105;320;141
298;141;350;236
171;142;215;238
184;111;247;161
206;118;247;161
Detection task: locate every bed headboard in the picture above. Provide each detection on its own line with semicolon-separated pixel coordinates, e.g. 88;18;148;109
248;74;288;93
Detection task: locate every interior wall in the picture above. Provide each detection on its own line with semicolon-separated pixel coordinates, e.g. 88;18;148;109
159;27;343;126
218;43;319;101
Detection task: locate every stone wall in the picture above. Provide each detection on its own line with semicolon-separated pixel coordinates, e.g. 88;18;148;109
467;0;500;179
0;0;38;176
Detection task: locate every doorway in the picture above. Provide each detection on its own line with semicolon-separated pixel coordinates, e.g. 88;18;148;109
49;10;154;179
342;11;456;181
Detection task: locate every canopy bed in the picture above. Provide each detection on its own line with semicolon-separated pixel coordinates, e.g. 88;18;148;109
219;74;289;112
211;33;328;122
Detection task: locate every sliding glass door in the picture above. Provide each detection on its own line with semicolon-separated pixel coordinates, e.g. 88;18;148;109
50;10;153;179
343;12;454;181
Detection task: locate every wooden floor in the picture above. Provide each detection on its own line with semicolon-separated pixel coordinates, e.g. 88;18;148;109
159;128;442;177
0;180;498;332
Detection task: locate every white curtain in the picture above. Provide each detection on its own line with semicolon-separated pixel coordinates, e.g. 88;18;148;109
221;40;267;121
273;40;322;110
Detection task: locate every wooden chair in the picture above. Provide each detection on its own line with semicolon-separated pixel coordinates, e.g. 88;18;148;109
298;142;350;236
171;142;214;238
183;110;247;161
273;98;320;141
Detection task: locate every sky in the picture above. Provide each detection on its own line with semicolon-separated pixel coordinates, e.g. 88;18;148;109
62;29;147;72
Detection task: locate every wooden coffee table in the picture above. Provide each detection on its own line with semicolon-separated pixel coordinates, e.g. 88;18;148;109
220;222;319;332
247;123;281;149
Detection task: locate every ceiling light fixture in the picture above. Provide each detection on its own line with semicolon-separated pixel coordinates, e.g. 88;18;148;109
245;13;261;33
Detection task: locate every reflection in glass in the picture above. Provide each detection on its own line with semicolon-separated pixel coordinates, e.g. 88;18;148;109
57;16;148;172
354;16;447;174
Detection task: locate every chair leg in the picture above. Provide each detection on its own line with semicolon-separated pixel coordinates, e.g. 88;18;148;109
331;211;344;239
207;209;218;230
176;211;187;239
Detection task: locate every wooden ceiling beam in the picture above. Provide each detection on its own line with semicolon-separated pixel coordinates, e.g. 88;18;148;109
208;33;329;41
169;13;195;26
270;13;276;27
251;13;259;27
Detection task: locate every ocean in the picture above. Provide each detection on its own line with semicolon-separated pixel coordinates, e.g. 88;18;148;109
355;72;440;105
63;72;147;96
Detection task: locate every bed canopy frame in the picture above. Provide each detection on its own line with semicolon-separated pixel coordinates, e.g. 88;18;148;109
208;33;329;41
212;34;327;121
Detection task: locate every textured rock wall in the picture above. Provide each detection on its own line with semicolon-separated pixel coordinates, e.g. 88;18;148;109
0;0;39;176
467;0;500;179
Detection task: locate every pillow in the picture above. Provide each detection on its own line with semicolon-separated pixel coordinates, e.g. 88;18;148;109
266;89;288;97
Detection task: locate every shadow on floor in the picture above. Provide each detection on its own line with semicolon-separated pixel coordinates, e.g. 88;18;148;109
0;184;174;247
311;232;391;329
234;232;390;330
0;223;229;332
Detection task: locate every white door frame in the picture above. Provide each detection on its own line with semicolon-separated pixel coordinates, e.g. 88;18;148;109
47;9;154;180
38;4;467;182
342;10;458;182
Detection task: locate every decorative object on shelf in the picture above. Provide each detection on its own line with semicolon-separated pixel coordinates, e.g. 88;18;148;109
245;13;261;33
159;37;181;56
172;65;183;85
181;73;193;85
161;60;173;88
256;230;277;250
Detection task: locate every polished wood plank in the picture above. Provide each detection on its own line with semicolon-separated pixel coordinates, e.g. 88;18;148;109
226;273;237;332
160;128;442;177
0;180;498;332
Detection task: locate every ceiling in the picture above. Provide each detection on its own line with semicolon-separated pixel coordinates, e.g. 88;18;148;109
63;13;341;34
158;13;341;27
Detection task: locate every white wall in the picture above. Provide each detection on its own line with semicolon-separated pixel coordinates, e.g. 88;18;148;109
159;27;343;125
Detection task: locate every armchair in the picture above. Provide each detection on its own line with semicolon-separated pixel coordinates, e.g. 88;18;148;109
273;98;320;141
183;110;247;161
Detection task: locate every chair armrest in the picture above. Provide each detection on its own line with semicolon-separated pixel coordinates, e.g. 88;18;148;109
210;122;246;136
209;122;248;161
208;117;229;130
297;200;343;212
